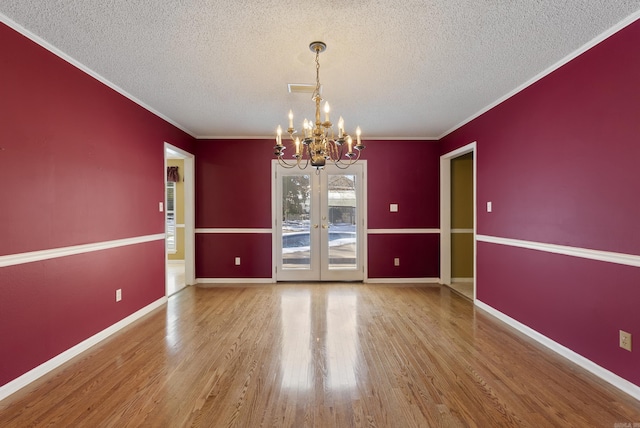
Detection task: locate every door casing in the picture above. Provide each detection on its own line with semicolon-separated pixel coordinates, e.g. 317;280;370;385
272;161;367;282
440;142;476;299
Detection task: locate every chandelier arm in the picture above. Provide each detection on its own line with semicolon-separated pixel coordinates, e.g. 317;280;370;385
277;156;299;168
330;160;351;170
277;143;305;168
297;157;310;170
326;140;337;162
332;146;362;168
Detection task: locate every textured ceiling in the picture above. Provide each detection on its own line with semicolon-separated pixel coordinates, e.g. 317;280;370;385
1;1;639;139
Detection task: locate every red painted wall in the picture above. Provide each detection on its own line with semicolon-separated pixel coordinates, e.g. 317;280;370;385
0;241;165;386
477;242;640;385
441;20;640;386
193;139;441;279
368;234;439;279
0;23;195;387
365;140;441;278
194;140;273;278
196;234;273;278
365;140;440;229
195;139;272;228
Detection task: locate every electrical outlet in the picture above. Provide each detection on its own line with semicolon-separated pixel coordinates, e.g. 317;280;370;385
235;257;241;266
116;289;122;302
620;330;632;352
394;258;400;266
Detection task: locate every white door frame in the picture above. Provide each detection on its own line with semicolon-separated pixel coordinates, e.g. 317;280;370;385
440;142;476;298
272;160;367;282
164;143;196;288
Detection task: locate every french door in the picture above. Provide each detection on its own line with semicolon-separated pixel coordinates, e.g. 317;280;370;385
274;162;365;281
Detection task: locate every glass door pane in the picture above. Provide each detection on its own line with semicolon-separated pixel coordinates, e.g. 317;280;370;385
274;161;364;282
326;174;357;270
281;174;311;270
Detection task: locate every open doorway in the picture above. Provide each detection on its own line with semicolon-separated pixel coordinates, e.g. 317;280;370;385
165;143;195;296
440;142;476;300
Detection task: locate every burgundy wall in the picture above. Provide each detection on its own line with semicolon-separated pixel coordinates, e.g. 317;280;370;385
194;139;273;278
441;20;640;386
195;139;272;228
193;139;441;280
196;234;273;278
0;242;165;385
0;24;195;387
365;140;441;278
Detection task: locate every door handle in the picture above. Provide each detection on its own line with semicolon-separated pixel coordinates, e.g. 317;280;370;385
313;224;319;229
322;224;328;229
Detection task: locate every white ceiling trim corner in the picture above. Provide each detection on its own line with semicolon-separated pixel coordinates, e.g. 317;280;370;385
0;11;197;138
437;9;640;140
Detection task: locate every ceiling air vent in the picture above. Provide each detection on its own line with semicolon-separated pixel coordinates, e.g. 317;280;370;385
288;83;322;94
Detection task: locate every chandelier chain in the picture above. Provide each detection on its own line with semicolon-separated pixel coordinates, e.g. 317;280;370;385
314;48;321;101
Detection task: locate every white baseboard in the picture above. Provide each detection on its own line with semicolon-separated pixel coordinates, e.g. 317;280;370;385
196;278;275;284
475;300;640;401
365;277;441;284
0;297;167;402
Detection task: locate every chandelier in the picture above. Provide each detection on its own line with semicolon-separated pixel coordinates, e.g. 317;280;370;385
274;41;365;170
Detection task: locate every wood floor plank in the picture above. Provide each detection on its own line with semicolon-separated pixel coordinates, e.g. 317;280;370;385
1;283;639;427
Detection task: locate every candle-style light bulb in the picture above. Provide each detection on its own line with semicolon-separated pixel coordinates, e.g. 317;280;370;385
277;125;282;145
295;137;300;155
324;102;330;122
347;136;353;153
338;116;344;138
288;110;293;129
356;126;361;145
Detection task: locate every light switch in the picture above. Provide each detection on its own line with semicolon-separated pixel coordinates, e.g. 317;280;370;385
487;201;492;213
235;257;241;266
159;202;164;212
390;203;398;212
394;258;400;266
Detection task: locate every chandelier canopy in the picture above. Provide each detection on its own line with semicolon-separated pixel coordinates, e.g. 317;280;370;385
274;41;365;170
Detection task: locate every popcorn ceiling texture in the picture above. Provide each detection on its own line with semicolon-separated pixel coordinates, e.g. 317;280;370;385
1;1;639;138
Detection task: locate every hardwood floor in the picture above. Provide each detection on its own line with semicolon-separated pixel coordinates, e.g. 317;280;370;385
1;283;639;427
166;260;186;296
446;281;474;300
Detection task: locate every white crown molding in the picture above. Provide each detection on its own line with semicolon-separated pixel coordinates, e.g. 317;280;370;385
0;297;167;402
0;234;165;268
477;234;640;268
195;228;272;234
0;12;196;138
367;228;440;234
438;11;640;140
196;136;440;141
476;300;640;401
